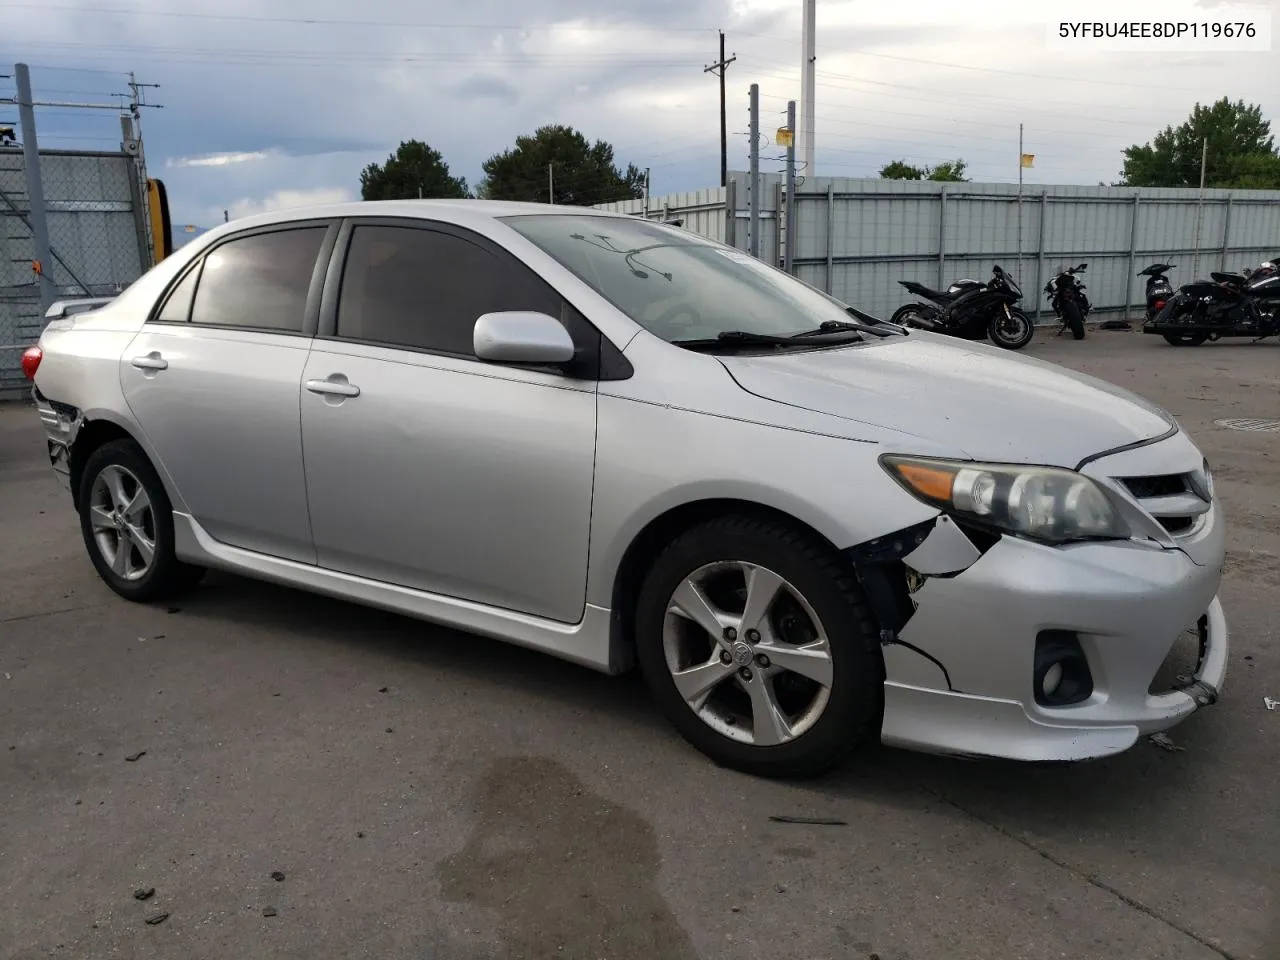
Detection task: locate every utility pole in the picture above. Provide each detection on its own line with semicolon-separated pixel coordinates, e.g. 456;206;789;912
1193;136;1208;276
704;31;736;188
13;63;55;313
748;83;760;258
548;163;554;205
642;167;650;217
123;72;161;263
784;100;797;275
1016;122;1024;283
800;0;816;176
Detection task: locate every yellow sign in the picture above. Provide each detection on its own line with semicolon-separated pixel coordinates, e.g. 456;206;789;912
1021;153;1035;168
776;127;794;148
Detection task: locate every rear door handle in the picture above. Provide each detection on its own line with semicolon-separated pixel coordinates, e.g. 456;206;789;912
131;352;168;371
305;376;360;398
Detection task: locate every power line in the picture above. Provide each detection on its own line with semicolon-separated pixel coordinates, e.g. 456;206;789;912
734;29;1209;93
5;3;719;32
744;57;1166;122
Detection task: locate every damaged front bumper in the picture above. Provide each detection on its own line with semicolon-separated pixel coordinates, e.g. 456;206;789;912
855;440;1228;762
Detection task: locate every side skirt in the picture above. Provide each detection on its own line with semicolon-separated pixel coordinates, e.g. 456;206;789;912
172;512;620;674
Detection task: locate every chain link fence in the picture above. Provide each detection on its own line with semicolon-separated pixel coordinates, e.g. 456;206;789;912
1;148;149;399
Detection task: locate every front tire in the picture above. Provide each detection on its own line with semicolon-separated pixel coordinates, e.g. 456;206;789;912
78;439;206;602
634;515;882;778
988;308;1034;350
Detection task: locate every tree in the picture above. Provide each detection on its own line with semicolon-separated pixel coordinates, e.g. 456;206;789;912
879;158;968;181
360;140;469;201
1120;98;1280;189
878;160;923;180
479;125;645;206
927;160;968;182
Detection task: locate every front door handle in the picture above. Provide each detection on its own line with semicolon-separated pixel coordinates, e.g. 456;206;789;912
305;376;360;398
131;352;168;371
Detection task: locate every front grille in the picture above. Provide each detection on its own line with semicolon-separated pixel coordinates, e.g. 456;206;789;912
1120;474;1187;499
1115;472;1207;538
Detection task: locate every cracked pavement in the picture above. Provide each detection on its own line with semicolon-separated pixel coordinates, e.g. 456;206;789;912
1;329;1277;959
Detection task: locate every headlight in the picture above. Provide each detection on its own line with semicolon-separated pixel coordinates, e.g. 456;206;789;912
881;455;1130;544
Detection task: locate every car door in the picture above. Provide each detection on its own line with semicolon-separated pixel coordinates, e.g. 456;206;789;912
299;218;599;624
121;220;338;564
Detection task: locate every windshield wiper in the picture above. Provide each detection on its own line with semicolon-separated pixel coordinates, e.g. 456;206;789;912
672;329;862;352
790;319;878;339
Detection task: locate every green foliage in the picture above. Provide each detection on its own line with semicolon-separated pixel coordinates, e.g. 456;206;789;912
479;124;645;206
359;140;470;201
878;160;923;180
879;158;969;182
1120;98;1280;189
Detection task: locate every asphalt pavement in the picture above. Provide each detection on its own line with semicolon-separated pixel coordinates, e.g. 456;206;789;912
1;327;1277;960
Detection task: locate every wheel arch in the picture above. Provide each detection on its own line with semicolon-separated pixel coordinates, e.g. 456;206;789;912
607;497;851;672
68;410;184;513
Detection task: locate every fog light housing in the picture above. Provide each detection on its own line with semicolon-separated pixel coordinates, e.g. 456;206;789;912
1033;631;1093;707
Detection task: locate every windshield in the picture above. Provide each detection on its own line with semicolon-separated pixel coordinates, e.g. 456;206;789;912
503;214;881;343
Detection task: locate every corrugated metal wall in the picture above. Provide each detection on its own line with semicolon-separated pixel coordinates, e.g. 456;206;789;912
0;150;148;399
599;174;1280;323
592;185;734;245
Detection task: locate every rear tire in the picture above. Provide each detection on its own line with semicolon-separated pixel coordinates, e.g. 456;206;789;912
1063;300;1085;340
634;515;882;779
78;439;206;603
1162;332;1209;347
890;303;930;329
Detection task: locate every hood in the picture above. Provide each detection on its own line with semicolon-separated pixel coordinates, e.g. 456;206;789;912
720;333;1175;468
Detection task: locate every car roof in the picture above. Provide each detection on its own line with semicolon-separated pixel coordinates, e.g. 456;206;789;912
222;199;631;233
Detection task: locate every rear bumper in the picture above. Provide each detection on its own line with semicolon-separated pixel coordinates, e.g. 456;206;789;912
33;388;82;492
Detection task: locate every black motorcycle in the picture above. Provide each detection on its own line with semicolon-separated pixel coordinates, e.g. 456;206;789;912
1137;263;1177;322
891;265;1033;350
1144;259;1280;346
1044;264;1090;340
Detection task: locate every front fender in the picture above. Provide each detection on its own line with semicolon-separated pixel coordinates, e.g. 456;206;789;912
586;393;941;607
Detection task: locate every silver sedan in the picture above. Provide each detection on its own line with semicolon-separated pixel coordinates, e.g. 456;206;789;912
24;200;1227;776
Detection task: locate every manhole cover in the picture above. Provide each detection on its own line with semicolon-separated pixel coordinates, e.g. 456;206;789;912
1215;418;1280;432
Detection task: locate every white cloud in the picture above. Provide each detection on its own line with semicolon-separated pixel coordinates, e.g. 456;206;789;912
4;0;1276;220
167;150;273;169
224;187;354;222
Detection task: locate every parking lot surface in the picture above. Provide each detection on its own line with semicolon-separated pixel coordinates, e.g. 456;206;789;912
2;328;1277;960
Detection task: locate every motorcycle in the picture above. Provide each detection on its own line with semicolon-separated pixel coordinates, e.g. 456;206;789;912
891;264;1033;350
1143;259;1280;346
1137;263;1177;322
1044;263;1090;340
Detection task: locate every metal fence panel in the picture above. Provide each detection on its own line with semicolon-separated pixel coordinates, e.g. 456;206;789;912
593;186;730;244
0;149;146;398
651;172;1280;323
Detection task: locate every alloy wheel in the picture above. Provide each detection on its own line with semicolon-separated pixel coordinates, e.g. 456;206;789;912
661;560;834;746
88;464;156;582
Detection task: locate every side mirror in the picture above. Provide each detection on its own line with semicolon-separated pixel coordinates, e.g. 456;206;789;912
473;311;576;365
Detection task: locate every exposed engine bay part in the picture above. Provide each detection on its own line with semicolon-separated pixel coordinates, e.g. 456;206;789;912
844;516;986;694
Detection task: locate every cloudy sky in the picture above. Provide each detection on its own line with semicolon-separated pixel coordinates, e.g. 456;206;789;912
3;0;1276;229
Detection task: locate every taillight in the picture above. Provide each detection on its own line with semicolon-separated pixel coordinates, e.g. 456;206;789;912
1154;299;1166;311
21;345;42;380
